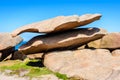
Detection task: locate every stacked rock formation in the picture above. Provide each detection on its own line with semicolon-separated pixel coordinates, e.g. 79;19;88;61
1;13;120;80
11;14;103;55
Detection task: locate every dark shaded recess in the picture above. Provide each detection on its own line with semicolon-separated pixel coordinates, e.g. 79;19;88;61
109;49;116;53
0;47;15;61
104;48;118;53
10;50;27;61
26;60;44;67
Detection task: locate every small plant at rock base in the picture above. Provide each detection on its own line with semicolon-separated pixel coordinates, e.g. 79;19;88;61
0;59;70;79
55;72;68;80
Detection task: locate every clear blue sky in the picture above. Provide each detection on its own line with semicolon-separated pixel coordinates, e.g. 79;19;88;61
0;0;120;41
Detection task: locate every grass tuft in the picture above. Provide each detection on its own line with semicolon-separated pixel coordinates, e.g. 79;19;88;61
0;59;69;80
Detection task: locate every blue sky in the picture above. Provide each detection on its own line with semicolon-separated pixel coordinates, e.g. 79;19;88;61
0;0;120;41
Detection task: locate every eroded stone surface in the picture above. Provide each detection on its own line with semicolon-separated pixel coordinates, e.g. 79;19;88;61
112;49;120;56
88;33;120;49
27;53;43;59
0;33;23;61
44;49;120;80
19;28;106;54
100;33;120;49
0;33;23;51
88;39;101;48
11;14;101;37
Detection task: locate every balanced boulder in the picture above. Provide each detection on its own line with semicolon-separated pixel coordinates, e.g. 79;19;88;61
87;38;101;48
19;28;106;54
11;14;101;37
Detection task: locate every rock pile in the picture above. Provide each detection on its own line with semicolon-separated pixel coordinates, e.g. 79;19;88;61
11;13;103;54
44;49;120;80
1;13;120;80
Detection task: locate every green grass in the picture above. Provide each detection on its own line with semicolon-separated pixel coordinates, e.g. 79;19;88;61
55;72;68;80
0;59;68;80
0;59;36;71
27;67;52;77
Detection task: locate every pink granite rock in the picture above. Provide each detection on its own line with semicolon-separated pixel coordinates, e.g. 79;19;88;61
0;33;23;51
100;33;120;49
19;28;106;54
44;49;120;80
112;49;120;56
11;14;101;37
88;33;120;49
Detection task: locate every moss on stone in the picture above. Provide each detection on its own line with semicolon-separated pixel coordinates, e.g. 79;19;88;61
0;59;68;80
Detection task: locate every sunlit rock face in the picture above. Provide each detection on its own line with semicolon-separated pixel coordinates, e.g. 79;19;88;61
0;33;23;51
11;14;101;37
44;49;120;80
88;33;120;49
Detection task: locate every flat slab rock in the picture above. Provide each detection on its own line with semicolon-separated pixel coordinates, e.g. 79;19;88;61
44;49;120;80
0;33;23;51
11;14;101;37
19;28;106;54
88;33;120;49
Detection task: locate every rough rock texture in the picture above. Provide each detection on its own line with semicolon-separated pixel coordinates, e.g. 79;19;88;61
19;28;106;54
44;49;120;80
100;33;120;49
11;51;27;60
0;33;23;51
27;53;43;59
11;14;101;37
88;33;120;49
87;39;101;48
112;49;120;56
